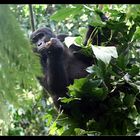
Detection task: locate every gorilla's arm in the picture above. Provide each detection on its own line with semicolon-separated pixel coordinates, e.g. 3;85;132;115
41;38;70;109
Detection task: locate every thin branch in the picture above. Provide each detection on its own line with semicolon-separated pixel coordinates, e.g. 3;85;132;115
29;4;35;32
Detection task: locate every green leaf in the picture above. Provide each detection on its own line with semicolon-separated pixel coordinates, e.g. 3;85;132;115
89;12;106;27
126;5;140;19
92;87;107;101
82;79;103;93
127;24;136;41
117;54;130;70
68;78;87;96
133;27;140;41
91;64;105;79
75;36;83;46
129;65;139;76
78;27;87;39
91;45;118;64
128;106;138;119
90;20;106;27
43;114;52;126
59;97;80;103
61;127;75;136
50;5;83;21
123;94;136;107
74;128;86;135
88;79;102;88
49;122;57;135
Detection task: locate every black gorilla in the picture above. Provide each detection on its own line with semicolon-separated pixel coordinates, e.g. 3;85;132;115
30;27;92;110
30;13;109;113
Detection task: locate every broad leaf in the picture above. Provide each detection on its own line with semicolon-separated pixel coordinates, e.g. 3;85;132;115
75;36;83;46
89;12;106;27
117;54;130;70
123;94;136;107
129;65;139;76
51;5;83;21
68;78;87;96
64;36;81;48
91;45;118;64
64;37;76;48
91;87;107;101
74;128;86;135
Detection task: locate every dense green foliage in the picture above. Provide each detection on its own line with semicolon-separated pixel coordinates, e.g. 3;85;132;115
1;4;140;136
49;4;140;135
0;5;42;135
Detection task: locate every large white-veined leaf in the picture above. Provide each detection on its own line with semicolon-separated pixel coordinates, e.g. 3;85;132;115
64;37;81;48
91;45;118;64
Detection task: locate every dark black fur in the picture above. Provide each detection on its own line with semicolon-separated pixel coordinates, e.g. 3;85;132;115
30;30;90;110
30;13;108;113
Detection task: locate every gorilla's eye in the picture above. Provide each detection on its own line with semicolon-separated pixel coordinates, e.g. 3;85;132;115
37;33;44;39
32;33;45;43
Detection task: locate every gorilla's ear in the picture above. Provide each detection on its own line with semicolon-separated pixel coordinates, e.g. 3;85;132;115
57;34;69;42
